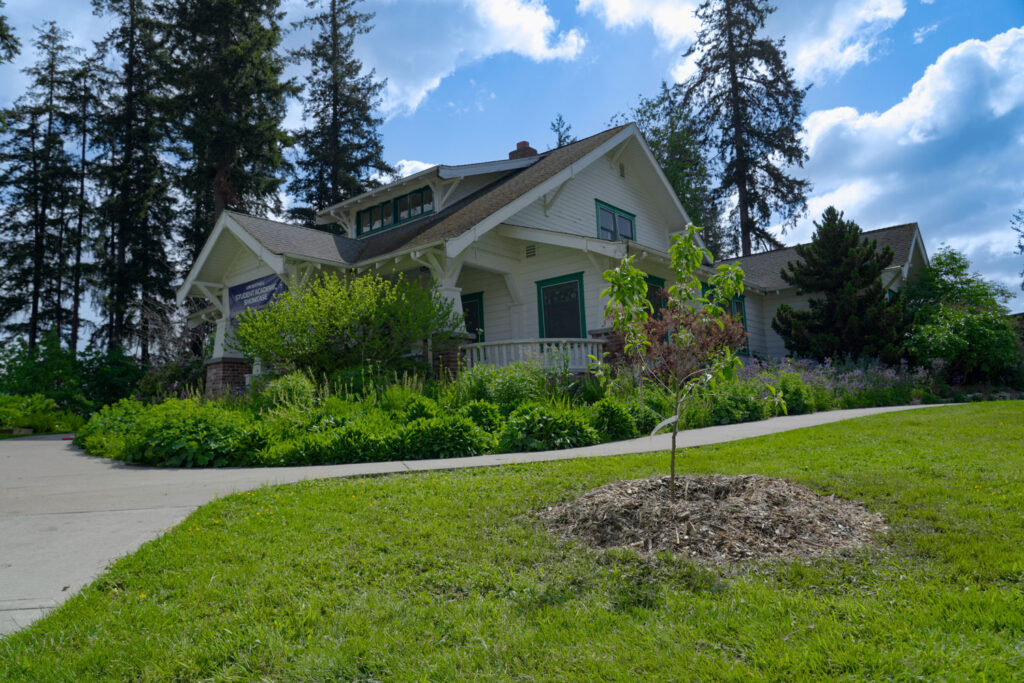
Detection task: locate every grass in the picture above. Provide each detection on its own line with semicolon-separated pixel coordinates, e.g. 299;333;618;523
2;402;1023;680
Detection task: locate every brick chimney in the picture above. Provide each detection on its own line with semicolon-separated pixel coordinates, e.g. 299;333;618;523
508;140;538;160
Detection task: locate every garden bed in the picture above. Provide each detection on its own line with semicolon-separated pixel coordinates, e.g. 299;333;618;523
540;474;887;564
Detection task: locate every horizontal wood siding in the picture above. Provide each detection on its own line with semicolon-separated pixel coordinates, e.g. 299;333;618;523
507;144;677;253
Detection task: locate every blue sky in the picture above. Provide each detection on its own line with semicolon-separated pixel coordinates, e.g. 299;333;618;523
2;0;1023;311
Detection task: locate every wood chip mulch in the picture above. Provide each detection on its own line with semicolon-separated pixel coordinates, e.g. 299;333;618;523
539;474;888;565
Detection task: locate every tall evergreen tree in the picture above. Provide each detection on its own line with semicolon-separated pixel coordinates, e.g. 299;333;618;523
619;84;731;259
161;0;298;258
682;0;810;257
92;0;177;358
771;207;907;363
549;113;576;148
288;0;391;225
0;23;79;347
0;0;19;64
65;55;101;352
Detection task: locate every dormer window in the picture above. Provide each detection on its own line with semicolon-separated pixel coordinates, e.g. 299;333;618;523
596;200;634;241
356;185;435;236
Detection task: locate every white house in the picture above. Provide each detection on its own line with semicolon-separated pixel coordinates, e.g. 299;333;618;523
177;124;929;395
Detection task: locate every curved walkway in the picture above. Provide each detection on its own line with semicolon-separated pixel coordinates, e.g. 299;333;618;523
0;403;942;636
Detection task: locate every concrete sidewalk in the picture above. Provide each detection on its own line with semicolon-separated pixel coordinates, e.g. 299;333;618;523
0;403;942;636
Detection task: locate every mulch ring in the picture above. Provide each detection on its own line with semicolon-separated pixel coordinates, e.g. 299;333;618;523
538;474;888;565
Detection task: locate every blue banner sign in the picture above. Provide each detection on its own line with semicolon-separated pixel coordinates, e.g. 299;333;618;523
228;274;287;322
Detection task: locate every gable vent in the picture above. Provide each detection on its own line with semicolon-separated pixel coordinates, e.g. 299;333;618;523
525;244;537;258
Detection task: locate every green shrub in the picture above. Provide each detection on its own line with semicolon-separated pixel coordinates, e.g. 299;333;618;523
254;421;390;467
256;371;318;410
445;362;546;414
589;398;638;442
704;380;773;426
907;305;1023;384
497;403;599;453
458;400;502;433
258;405;340;445
776;371;815;415
444;364;497;405
73;399;147;457
398;415;491;460
627;401;662;435
490;363;546;413
403;395;438;421
77;399;263;468
379;383;419;414
233;272;461;376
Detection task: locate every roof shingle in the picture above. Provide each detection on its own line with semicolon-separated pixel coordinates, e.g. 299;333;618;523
719;223;920;291
222;124;632;267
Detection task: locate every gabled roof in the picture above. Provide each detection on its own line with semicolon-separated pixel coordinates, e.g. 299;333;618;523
720;223;923;291
204;125;634;269
178;123;697;303
225;211;362;265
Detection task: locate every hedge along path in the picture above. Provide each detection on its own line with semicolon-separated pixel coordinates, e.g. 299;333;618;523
0;403;942;635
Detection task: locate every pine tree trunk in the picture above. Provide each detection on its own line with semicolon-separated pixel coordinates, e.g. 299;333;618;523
70;95;87;354
723;0;753;257
28;118;43;349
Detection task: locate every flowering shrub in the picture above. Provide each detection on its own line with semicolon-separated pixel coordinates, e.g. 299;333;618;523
738;357;938;409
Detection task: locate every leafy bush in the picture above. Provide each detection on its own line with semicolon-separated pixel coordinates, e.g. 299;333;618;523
255;371;319;411
488;363;547;413
589;398;638;442
76;399;262;467
627;401;661;435
403;395;438;421
0;394;84;433
703;380;775;426
74;399;148;459
458;400;502;433
233;272;461;375
444;362;546;414
0;333;145;415
907;305;1023;384
497;403;599;453
255;421;389;466
398;415;491;460
775;371;816;415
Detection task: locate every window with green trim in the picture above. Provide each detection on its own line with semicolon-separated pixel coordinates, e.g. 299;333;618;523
595;200;635;241
536;272;586;339
356;185;435;236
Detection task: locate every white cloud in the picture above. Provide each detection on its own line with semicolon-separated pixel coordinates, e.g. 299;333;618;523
578;1;908;86
576;0;700;50
370;159;436;185
393;159;435;178
352;0;584;116
796;27;1024;310
774;0;906;84
914;23;939;44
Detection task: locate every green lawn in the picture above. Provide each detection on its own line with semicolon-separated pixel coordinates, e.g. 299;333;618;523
2;403;1023;681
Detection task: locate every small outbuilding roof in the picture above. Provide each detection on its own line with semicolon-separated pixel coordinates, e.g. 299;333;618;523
720;223;924;291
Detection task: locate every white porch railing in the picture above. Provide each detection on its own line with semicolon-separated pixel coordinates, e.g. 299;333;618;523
462;338;605;372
